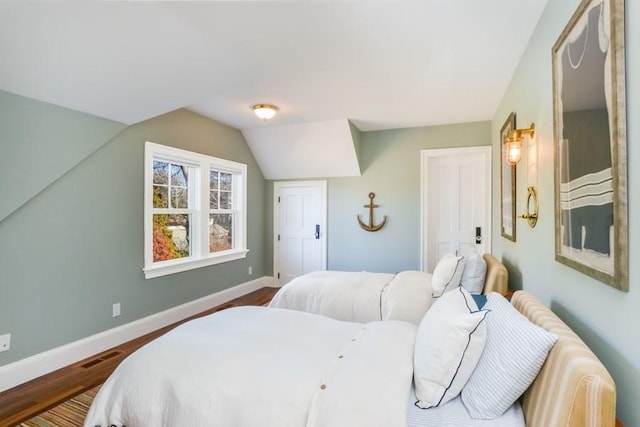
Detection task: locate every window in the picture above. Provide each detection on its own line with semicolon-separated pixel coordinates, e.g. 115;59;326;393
144;142;247;279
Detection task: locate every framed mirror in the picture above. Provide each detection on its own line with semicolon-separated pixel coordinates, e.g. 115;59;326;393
500;112;516;242
552;0;627;291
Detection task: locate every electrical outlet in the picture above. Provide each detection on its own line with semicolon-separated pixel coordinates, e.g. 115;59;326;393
0;334;11;352
112;303;121;317
248;266;253;275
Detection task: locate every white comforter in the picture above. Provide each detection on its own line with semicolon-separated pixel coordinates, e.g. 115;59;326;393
269;270;433;324
85;306;417;427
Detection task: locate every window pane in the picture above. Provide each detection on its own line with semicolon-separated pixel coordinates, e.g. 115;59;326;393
171;164;188;187
209;214;232;253
146;142;248;277
171;187;188;209
153;186;168;208
210;170;219;190
220;173;232;191
220;191;231;209
153;161;168;185
209;190;218;209
153;214;190;261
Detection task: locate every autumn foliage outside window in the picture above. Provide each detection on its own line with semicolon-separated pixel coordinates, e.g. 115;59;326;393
152;161;191;262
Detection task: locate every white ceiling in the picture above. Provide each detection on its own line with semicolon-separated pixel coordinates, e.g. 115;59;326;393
243;119;361;179
0;1;548;133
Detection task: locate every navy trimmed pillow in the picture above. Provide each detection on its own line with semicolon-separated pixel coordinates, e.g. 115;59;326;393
414;287;489;409
431;254;465;297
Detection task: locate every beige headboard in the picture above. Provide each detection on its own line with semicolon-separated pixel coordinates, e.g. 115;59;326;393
482;253;508;295
512;291;616;427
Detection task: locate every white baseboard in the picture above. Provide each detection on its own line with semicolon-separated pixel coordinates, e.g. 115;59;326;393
0;276;275;393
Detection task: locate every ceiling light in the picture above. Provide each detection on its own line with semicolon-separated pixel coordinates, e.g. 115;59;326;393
252;104;279;120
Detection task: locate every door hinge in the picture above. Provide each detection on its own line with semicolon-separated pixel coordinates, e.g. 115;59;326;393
277;272;280;279
277;234;280;241
278;196;280;203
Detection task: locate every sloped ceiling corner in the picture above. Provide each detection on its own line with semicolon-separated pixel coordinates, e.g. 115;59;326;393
0;91;127;223
242;119;361;180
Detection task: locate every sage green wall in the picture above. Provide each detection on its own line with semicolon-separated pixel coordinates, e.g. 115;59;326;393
491;1;639;424
0;104;265;366
327;122;490;272
265;121;490;274
0;91;127;222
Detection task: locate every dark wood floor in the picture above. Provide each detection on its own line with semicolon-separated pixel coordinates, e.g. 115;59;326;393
0;287;278;427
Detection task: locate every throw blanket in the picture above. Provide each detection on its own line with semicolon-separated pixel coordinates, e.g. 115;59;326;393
85;306;417;427
269;270;433;324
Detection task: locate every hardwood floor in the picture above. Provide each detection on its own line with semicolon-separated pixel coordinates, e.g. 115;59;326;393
0;287;278;427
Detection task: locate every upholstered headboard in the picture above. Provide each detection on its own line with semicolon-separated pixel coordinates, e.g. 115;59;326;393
512;291;616;427
482;253;508;295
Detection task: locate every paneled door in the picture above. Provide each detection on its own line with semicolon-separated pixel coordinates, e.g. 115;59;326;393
273;181;327;286
421;147;491;272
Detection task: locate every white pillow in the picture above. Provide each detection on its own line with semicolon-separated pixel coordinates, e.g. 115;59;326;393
461;292;558;419
414;287;488;409
460;252;487;294
431;254;465;297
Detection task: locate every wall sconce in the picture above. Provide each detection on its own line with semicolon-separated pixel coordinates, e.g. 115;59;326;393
504;123;535;165
252;103;279;120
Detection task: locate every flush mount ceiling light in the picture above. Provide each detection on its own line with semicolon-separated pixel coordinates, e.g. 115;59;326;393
252;103;279;120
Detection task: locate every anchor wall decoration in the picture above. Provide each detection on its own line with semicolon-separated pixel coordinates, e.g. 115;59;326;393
357;192;388;232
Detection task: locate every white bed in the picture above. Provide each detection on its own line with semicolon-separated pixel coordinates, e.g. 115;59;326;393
269;252;508;324
85;302;527;427
269;269;432;324
86;306;418;427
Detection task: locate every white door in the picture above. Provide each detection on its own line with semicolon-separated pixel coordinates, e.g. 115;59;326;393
274;181;327;286
421;147;491;272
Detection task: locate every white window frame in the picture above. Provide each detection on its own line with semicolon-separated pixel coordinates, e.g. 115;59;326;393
144;141;248;279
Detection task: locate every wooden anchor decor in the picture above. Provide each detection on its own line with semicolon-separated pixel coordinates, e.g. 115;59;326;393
357;192;388;232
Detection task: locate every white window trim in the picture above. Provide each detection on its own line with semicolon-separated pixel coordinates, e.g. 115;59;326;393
143;141;248;279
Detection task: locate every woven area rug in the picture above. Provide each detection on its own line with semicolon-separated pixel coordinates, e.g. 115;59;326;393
18;385;101;427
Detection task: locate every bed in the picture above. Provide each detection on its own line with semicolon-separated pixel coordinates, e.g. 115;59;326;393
268;252;508;324
84;288;616;427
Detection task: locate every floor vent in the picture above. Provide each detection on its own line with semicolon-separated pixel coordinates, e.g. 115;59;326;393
80;359;103;369
101;351;121;360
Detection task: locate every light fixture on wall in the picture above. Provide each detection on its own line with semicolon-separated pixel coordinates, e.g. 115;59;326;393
504;123;535;165
252;103;279;120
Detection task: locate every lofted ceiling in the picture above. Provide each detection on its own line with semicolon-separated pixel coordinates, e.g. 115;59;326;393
0;1;548;177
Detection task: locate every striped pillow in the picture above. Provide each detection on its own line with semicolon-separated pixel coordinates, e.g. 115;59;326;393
461;292;558;419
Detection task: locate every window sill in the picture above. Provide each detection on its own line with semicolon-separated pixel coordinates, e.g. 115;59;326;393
143;249;249;279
